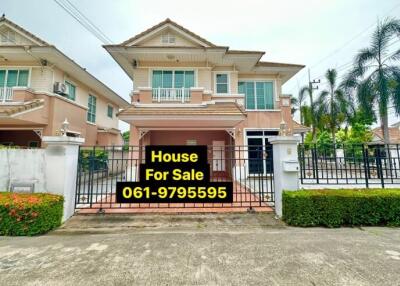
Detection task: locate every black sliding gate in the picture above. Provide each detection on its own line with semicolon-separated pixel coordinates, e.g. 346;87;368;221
299;143;400;188
75;145;274;212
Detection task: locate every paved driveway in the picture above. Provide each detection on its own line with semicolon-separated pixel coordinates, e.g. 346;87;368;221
0;213;400;286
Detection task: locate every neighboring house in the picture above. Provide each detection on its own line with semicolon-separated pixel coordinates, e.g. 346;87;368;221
292;120;311;142
372;127;400;144
0;16;129;147
104;19;304;174
392;121;400;129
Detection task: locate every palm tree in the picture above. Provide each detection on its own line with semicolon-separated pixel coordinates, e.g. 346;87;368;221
344;18;400;145
317;69;351;145
290;97;298;116
299;86;318;142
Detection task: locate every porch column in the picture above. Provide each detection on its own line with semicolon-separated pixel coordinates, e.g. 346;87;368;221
42;136;84;221
269;136;300;217
127;125;140;181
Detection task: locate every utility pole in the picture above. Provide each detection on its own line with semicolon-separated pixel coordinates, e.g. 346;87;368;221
308;69;320;93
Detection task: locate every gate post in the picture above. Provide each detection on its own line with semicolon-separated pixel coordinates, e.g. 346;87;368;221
43;136;84;221
269;136;301;217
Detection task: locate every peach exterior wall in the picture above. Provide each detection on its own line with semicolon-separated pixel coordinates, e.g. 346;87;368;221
2;61;120;131
97;132;124;146
149;130;231;146
3;89;120;146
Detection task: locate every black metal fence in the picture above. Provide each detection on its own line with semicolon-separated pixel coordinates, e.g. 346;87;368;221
299;143;400;188
75;145;275;212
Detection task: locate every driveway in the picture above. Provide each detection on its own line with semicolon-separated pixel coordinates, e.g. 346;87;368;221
0;213;400;286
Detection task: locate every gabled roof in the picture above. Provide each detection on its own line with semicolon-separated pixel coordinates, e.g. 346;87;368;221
292;120;311;133
372;127;400;144
391;121;400;128
105;19;304;81
0;15;49;46
0;16;129;107
257;61;305;69
119;102;246;116
0;99;44;117
120;18;218;47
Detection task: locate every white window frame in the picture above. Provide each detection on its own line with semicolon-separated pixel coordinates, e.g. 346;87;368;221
238;78;277;111
214;72;230;95
243;128;280;177
63;79;77;101
87;94;96;124
107;105;113;118
0;68;32;88
161;33;176;44
0;30;16;43
149;68;198;88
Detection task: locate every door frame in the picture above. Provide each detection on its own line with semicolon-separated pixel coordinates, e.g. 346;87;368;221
212;140;226;171
243;128;279;177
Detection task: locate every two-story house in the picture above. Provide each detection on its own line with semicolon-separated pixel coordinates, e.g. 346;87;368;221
0;16;129;147
105;19;304;175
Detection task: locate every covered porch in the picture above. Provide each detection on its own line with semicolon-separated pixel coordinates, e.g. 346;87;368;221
0;129;42;148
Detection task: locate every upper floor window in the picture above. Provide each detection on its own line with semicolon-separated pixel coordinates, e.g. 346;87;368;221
215;73;229;94
152;70;194;88
87;94;96;123
0;69;29;87
64;81;76;101
161;33;176;44
0;30;16;43
107;105;113;118
238;81;274;110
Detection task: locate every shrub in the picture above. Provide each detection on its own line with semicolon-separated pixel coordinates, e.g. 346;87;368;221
283;189;400;227
79;149;108;172
0;192;64;236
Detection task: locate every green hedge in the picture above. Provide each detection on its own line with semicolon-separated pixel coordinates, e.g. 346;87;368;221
0;192;64;236
283;189;400;227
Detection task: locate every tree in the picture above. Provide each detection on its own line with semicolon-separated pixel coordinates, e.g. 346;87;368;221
343;18;400;145
316;69;351;145
299;86;318;142
122;131;129;144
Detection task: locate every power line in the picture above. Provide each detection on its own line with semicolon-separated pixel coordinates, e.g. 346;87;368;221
287;2;400;94
53;0;112;44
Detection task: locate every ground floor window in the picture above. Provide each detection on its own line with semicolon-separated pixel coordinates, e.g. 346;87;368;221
246;130;278;174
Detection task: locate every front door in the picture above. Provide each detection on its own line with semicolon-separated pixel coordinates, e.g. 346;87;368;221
212;140;225;171
247;130;277;175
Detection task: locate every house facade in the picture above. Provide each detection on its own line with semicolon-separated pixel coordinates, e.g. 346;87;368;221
105;19;304;175
0;16;129;147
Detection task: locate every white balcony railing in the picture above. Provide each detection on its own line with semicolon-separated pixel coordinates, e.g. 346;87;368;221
152;87;190;103
0;87;13;102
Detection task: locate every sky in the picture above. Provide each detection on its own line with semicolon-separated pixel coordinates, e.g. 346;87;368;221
2;0;400;131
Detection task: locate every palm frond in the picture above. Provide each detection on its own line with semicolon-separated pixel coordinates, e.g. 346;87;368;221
325;69;337;88
355;48;376;73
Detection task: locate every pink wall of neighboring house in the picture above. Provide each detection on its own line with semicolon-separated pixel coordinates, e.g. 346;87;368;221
97;132;124;146
3;89;120;147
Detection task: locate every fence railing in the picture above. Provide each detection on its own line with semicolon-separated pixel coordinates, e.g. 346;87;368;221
75;145;275;211
299;143;400;188
152;87;191;103
0;87;13;102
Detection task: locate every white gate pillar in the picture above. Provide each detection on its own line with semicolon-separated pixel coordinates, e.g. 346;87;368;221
269;136;301;217
43;136;84;221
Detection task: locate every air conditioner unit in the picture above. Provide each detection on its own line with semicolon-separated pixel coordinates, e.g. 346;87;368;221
54;82;67;95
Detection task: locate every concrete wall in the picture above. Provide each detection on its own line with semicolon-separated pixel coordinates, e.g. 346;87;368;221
0;149;46;192
0;136;84;221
